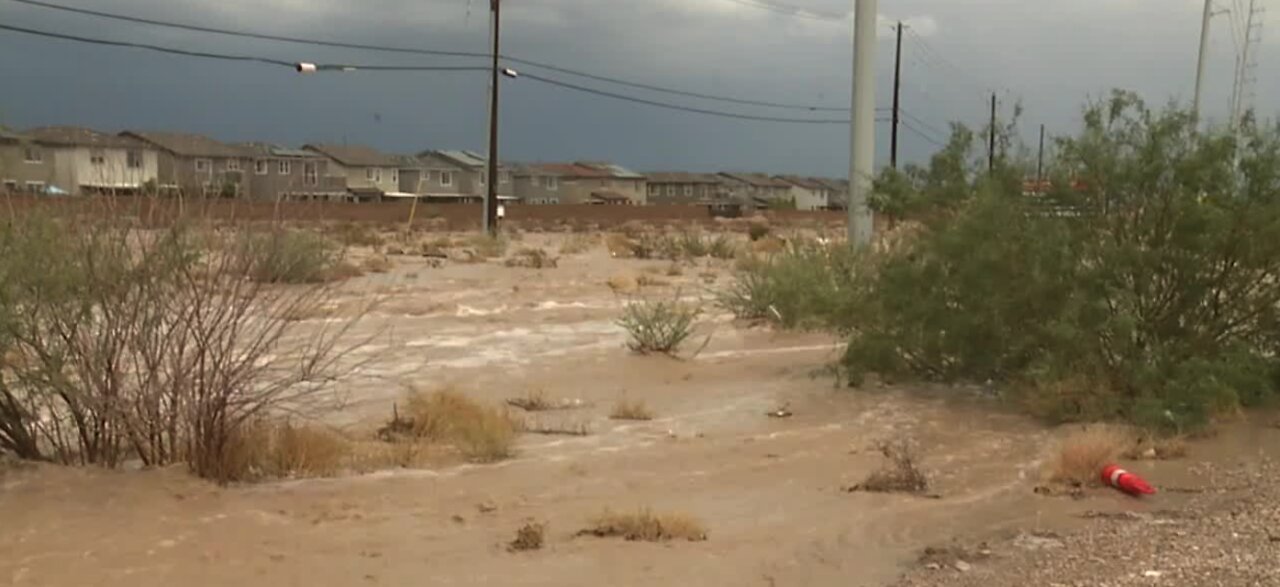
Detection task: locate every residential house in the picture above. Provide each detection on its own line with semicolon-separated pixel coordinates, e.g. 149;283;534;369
0;127;57;195
303;143;402;201
238;143;348;202
399;150;515;203
644;172;726;205
122;131;251;197
776;175;832;211
514;162;647;205
23;126;158;195
717;172;792;209
812;177;849;210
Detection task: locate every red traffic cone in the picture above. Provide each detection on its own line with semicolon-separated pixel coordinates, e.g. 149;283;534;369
1100;464;1156;497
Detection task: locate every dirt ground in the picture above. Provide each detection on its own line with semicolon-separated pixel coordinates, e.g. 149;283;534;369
2;231;1278;586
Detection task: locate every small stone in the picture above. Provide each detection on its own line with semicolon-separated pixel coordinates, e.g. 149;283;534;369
954;560;972;572
1143;570;1164;578
923;563;941;571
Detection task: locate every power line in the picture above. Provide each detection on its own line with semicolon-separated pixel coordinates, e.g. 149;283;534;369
0;21;866;125
5;0;850;112
0;23;489;71
900;108;948;140
900;119;946;148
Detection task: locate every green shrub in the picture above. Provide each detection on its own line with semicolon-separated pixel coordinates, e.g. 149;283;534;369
242;229;343;283
838;91;1280;431
720;240;865;330
618;294;700;355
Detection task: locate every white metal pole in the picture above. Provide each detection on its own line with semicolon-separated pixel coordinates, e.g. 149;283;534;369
848;0;877;246
1193;0;1212;123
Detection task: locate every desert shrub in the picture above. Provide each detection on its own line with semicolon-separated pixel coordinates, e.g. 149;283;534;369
579;509;708;542
610;399;654;421
509;521;546;552
400;389;517;462
849;438;929;494
618;294;700;355
840;91;1280;432
241;228;344;283
504;247;558;269
559;234;595;255
220;420;351;482
1047;425;1135;486
747;222;771;241
464;234;509;259
0;215;358;481
331;222;386;248
720;240;865;330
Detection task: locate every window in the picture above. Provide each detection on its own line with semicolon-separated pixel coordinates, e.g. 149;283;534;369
365;168;375;180
649;185;659;196
23;147;42;163
440;171;453;187
304;163;318;186
544;176;558;191
278;160;291;175
391;169;398;184
126;150;143;169
195;159;211;173
25;181;45;194
226;158;241;172
666;186;676;197
683;185;693;197
499;171;510;184
255;160;269;175
2;180;17;193
374;168;383;183
479;172;486;186
90;150;106;166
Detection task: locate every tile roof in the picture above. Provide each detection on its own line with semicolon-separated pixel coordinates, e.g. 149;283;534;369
26;126;142;149
776;175;828;190
123;131;249;158
304;143;401;167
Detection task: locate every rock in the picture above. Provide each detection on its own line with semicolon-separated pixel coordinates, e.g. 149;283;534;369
1142;447;1158;460
1014;532;1065;551
954;560;972;572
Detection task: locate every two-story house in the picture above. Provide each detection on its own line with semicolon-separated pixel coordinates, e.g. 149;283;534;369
515;162;647;205
718;172;793;209
0;128;57;195
303;144;401;201
776;175;832;211
400;150;516;203
122;131;251;198
238;144;348;202
644;172;726;205
23;127;158;196
813;177;849;210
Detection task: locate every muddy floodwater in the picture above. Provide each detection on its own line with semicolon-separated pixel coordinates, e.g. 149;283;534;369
3;233;1278;587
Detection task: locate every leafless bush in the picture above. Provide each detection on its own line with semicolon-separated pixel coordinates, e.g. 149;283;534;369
0;215;364;482
578;508;708;542
849;438;929;494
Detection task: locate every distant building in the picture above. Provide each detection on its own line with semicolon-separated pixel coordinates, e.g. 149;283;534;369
776;175;833;211
644;172;727;205
22;126;158;196
0;127;57;195
237;143;348;202
400;150;515;203
514;162;647;205
718;172;793;209
122;130;251;197
303;143;402;201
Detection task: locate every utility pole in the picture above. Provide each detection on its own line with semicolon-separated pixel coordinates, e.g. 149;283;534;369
1036;124;1046;183
1192;0;1213;122
890;21;903;169
988;92;997;174
848;0;877;246
484;0;501;236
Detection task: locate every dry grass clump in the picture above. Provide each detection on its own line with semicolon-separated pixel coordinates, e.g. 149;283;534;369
509;521;546;552
849;438;929;494
607;274;638;293
605;233;638;258
222;420;351;481
636;275;670;288
463;234;509;259
609;399;654;421
385;389;519;463
578;509;708;542
504;247;558;269
1047;425;1136;486
665;264;685;277
506;390;588;412
559;234;596;255
363;255;394;274
331;222;386;248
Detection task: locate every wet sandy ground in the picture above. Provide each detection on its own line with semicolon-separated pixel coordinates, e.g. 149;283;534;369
3;233;1278;586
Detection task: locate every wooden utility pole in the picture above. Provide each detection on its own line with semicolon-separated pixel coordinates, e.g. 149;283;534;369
484;0;501;235
890;21;903;169
988;92;997;174
1036;124;1046;183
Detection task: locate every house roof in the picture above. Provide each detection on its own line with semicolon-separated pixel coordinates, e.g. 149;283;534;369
720;172;791;188
304;143;401;167
123;131;248;158
777;175;828;190
434;150;487;168
810;177;847;192
0;127;26;143
26;126;142;149
644;171;722;184
577;162;646;180
528;163;613;179
236;143;324;159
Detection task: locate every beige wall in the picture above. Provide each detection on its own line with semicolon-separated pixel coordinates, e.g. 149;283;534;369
785;184;828;211
334;163;400;193
49;146;159;193
0;142;57;193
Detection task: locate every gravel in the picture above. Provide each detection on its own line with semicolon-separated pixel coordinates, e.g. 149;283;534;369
894;460;1280;587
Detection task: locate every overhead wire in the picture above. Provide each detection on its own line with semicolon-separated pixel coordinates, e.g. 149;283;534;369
900;119;947;148
719;0;845;21
5;0;850;112
0;21;869;125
